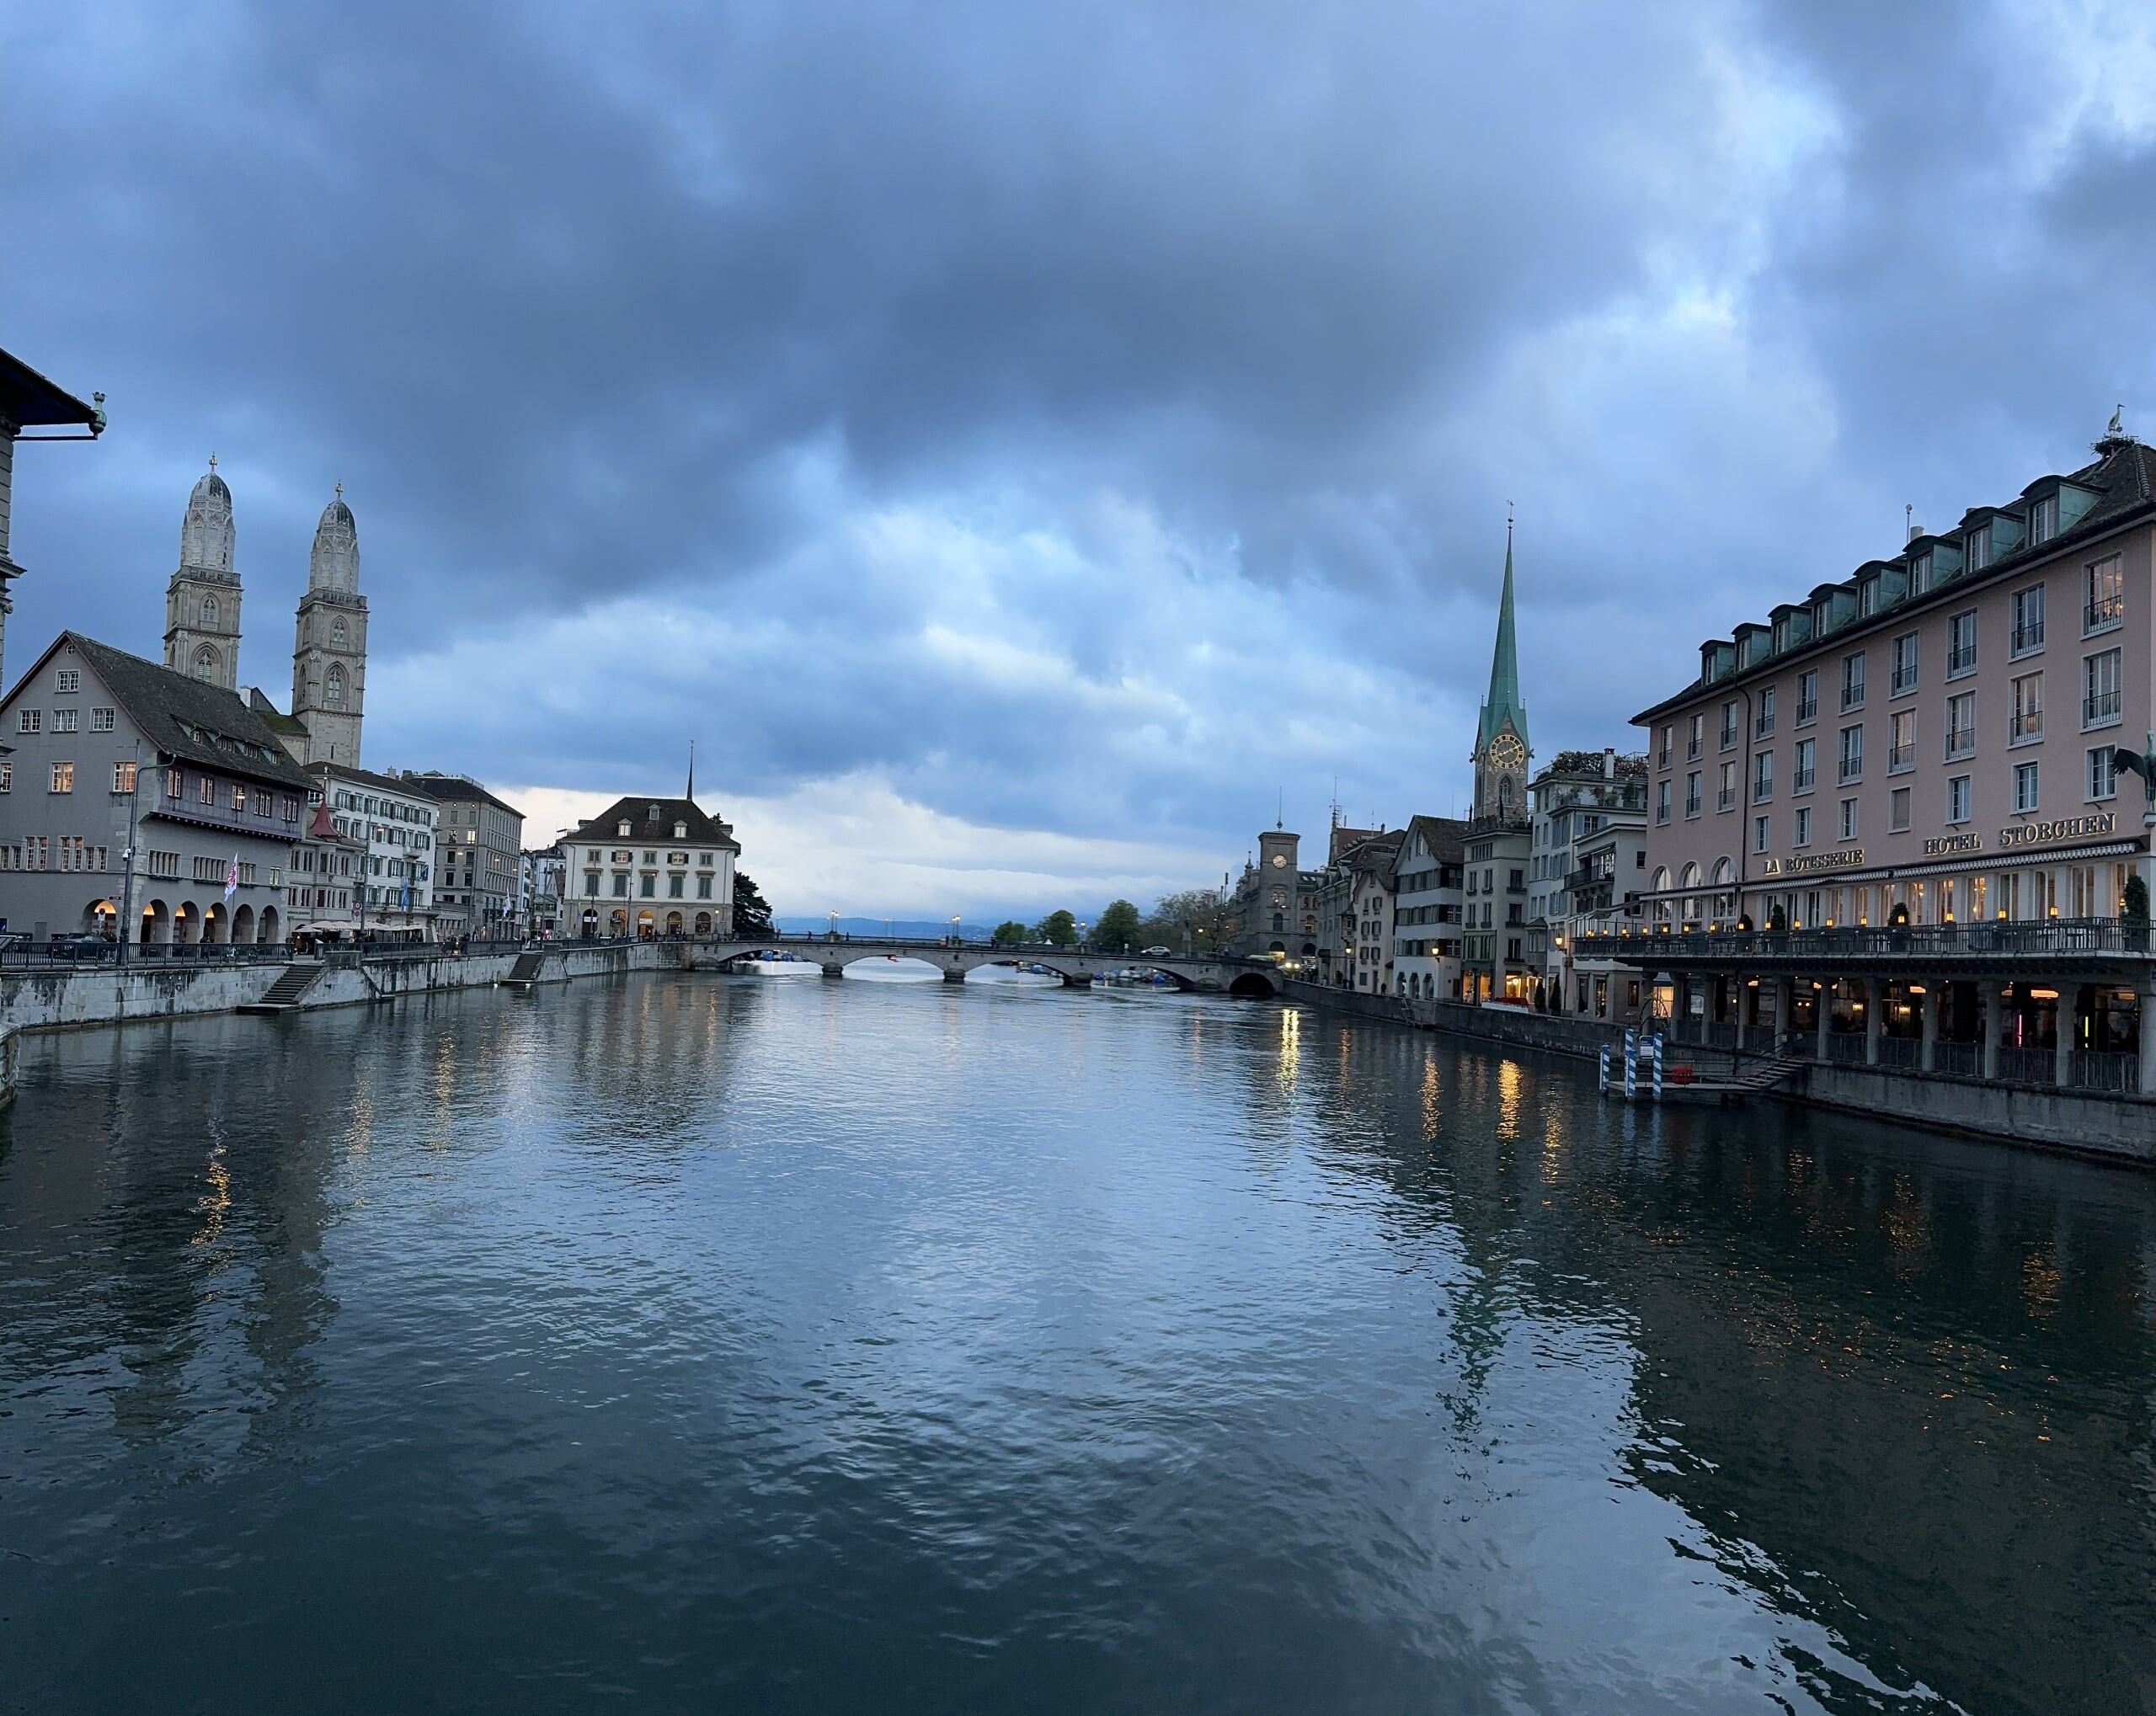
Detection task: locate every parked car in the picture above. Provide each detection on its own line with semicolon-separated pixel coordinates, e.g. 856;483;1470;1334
1140;946;1171;957
48;934;117;963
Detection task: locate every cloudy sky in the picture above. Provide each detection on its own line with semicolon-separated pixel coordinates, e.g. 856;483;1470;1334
7;1;2154;919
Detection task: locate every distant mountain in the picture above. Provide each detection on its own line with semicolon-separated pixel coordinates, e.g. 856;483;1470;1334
774;916;1000;941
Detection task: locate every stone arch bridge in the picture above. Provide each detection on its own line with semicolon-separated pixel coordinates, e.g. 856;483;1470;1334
676;934;1283;996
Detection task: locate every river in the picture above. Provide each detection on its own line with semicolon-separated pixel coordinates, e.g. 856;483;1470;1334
3;970;2153;1713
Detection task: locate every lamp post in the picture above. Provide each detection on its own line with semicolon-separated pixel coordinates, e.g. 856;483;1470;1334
115;743;142;968
951;914;961;946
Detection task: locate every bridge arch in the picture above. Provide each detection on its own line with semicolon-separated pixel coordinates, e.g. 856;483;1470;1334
1228;970;1280;999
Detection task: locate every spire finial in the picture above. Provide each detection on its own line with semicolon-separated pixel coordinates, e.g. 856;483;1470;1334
207;451;217;472
334;480;343;499
686;739;696;802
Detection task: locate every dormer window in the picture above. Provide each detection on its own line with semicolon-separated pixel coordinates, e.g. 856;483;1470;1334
2030;493;2057;544
673;822;687;839
1967;525;1991;571
1859;578;1879;617
1909;552;1930;595
616;820;631;837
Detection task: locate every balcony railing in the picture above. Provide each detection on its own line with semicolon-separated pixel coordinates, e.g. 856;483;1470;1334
1687;738;1701;760
2010;711;2042;742
1717;788;1737;812
1754;712;1774;739
2085;690;2121;726
1841;684;1864;711
2086;596;2124;634
1576;917;2156;968
1719;727;1738;750
1891;669;1917;696
1945;728;1976;759
1948;645;1977;675
1684;796;1701;818
2012;621;2044;653
1838;759;1862;784
1792;766;1815;792
1888;743;1914;771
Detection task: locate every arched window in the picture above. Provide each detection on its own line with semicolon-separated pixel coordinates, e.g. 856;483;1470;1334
1710;857;1736;925
326;663;346;706
201;595;218;629
331;618;348;649
1652;866;1672;925
192;644;218;682
1271;912;1284;932
1679;861;1702;927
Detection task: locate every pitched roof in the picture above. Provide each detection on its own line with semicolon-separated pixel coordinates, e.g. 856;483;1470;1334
401;770;524;819
0;347;100;430
39;632;311;788
564;795;740;852
246;688;311;738
1392;813;1470;879
308;759;439;802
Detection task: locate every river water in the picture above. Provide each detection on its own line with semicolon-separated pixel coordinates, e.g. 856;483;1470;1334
4;969;2153;1713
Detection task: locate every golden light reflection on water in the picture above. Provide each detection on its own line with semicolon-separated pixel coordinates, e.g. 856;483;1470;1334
345;1084;375;1159
190;1138;230;1250
1277;1006;1300;1094
1420;1054;1442;1142
2023;1249;2063;1316
1496;1059;1523;1143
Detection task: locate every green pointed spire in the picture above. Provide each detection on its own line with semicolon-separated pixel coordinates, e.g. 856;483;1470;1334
1476;519;1528;754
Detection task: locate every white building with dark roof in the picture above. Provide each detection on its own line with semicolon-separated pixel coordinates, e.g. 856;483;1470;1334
562;795;739;938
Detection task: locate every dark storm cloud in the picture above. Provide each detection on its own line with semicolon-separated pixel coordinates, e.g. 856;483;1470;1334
6;0;2156;888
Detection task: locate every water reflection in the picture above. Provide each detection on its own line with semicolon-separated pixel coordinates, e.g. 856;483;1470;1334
1;977;2152;1713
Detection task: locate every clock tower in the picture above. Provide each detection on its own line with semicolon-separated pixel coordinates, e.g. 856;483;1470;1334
1257;824;1299;945
1470;520;1530;826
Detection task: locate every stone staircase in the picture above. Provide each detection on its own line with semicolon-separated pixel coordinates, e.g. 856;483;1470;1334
237;962;327;1015
1728;1053;1805;1093
500;951;549;990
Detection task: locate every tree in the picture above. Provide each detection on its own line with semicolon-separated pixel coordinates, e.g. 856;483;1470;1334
1091;898;1142;951
1034;909;1078;946
2127;875;2149;921
1136;885;1227;953
991;919;1028;946
732;871;774;937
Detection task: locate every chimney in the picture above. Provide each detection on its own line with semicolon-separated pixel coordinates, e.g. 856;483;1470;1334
1603;747;1615;779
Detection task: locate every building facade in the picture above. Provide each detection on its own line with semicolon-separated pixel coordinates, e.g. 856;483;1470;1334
313;763;438;936
0;632;307;944
1390;814;1468;1002
1529;748;1649;1012
1224;823;1320;957
284;797;365;940
1603;424;2156;1090
407;772;525;936
1346;835;1401;994
563;797;739;937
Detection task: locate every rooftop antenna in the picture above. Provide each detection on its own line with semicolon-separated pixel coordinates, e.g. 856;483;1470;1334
686;739;696;802
1905;502;1915;544
1276;787;1283;829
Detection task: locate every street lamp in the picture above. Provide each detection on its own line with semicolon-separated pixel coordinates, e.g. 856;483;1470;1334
826;909;838;941
951;914;961;945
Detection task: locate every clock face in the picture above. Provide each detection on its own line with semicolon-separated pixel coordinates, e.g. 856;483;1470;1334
1489;733;1525;769
1271;852;1288;867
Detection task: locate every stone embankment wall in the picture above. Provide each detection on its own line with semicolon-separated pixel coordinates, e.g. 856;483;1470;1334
0;941;664;1034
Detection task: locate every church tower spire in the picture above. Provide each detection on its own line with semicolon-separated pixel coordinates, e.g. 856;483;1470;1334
291;483;368;765
1470;514;1530;825
163;456;243;690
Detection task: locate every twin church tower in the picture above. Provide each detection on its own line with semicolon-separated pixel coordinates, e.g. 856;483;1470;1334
163;459;367;765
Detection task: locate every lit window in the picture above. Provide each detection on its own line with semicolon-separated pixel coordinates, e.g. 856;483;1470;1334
49;762;73;794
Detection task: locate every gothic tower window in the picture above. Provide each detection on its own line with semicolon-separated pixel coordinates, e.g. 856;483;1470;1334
201;595;219;629
326;663;346;706
331;617;347;649
194;645;219;682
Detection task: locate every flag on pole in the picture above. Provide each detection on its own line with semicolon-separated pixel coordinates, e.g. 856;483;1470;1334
223;854;239;901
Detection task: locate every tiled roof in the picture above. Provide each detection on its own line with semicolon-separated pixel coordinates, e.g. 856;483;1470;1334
564;795;740;852
1392;814;1470;879
308;760;439;801
1636;433;2156;724
402;771;524;819
58;633;310;788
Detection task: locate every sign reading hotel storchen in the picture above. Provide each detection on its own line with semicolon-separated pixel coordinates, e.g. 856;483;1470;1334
1924;833;1983;856
1761;849;1865;877
1996;813;2116;850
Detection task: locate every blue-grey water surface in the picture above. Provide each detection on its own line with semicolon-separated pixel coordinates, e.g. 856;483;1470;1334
4;968;2155;1713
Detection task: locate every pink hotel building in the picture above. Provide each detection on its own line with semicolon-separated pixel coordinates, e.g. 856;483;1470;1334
1579;425;2156;1094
